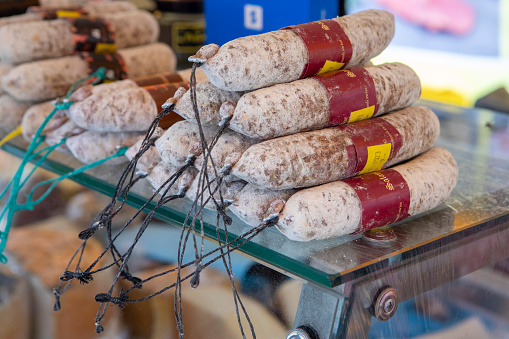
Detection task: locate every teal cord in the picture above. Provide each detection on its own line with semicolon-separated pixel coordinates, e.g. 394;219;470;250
0;68;109;263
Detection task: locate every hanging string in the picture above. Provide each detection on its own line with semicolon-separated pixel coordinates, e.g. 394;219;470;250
0;68;108;263
54;63;271;339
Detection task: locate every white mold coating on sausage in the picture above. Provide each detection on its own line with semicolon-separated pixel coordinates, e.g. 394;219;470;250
124;128;163;171
232;106;439;190
185;174;246;211
2;55;89;102
21;101;68;141
201;10;394;91
277;147;458;241
228;62;420;140
193;130;257;177
0;62;13;95
119;43;177;79
145;162;183;196
0;95;32;133
173;81;244;125
230;184;297;227
155;120;219;167
66;130;143;165
0;20;74;64
2;43;176;102
68;87;157;132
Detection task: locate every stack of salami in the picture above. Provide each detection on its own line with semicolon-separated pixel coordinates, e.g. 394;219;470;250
147;9;459;241
0;1;177;136
19;69;209;165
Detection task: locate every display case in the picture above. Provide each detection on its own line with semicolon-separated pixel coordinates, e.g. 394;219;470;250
1;100;509;338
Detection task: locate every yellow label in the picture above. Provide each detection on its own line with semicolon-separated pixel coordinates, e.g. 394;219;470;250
56;10;81;18
360;143;392;175
316;60;344;75
94;43;117;54
349;105;376;123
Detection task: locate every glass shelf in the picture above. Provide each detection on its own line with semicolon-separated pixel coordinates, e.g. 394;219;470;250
2;100;509;289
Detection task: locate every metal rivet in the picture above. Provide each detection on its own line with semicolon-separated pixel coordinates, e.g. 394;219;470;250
374;287;399;321
287;326;318;339
363;228;397;243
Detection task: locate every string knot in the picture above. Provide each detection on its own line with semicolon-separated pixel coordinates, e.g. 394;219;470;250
95;322;104;334
53;289;61;311
79;215;109;240
120;271;143;288
95;290;129;309
60;270;94;284
190;262;203;289
54;99;74;110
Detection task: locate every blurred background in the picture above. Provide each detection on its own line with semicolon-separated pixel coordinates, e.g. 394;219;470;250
0;0;508;338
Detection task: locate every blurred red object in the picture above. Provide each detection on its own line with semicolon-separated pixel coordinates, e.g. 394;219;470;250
377;0;475;35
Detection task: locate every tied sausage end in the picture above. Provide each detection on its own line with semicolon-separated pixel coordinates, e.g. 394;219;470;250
189;44;220;64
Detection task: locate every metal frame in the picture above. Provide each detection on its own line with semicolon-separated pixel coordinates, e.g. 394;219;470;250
292;217;509;339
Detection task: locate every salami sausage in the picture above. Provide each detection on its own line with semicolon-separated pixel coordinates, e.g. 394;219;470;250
185;175;247;211
277;147;458;241
0;62;13;95
124;128;163;172
37;1;137;12
0;95;32;133
65;130;143;165
155;120;219;167
229;184;297;227
21;79;139;140
0;10;159;64
232;106;440;189
228;62;421;139
21;101;68;141
173;81;244;125
194;10;394;91
0;2;137;30
2;43;176;102
193;130;257;179
144;161;199;196
44;119;85;155
68;87;158;132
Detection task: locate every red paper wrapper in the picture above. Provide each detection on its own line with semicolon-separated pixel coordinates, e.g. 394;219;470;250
281;19;352;78
143;83;187;129
133;72;185;87
313;67;378;126
344;169;410;233
339;119;402;175
69;17;116;54
79;52;127;82
143;83;188;110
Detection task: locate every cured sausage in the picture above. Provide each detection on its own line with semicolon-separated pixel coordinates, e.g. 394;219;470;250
124;128;163;172
185;175;246;211
2;43;176;102
193;10;394;91
0;95;32;134
229;184;297;227
44;119;85;155
0;10;159;64
0;62;12;95
277;147;458;241
193;129;257;179
228;62;421;139
173;81;244;125
0;1;137;30
232;106;440;189
20;79;139;140
65;130;143;165
155;120;219;167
